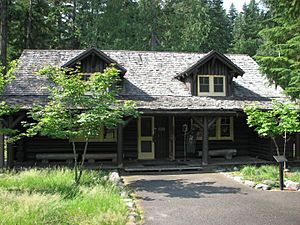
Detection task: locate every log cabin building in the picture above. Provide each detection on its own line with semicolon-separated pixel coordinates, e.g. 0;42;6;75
1;48;299;168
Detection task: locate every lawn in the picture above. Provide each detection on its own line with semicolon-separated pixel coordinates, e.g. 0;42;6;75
234;165;300;187
0;168;128;225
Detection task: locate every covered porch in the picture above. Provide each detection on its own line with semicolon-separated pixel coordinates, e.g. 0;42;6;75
1;111;299;168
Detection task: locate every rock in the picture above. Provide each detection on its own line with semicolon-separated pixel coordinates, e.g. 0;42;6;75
126;202;134;208
128;212;139;218
233;176;244;183
255;183;264;189
233;166;239;171
121;191;128;198
262;184;271;190
284;180;300;191
263;180;275;187
255;183;270;190
109;172;121;183
244;180;256;188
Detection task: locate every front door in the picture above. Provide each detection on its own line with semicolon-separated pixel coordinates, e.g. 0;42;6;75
138;117;155;160
154;116;169;159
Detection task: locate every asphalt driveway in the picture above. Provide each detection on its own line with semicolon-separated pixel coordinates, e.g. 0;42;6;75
124;172;300;225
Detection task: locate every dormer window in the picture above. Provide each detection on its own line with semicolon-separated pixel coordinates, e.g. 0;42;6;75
197;75;226;96
176;51;245;97
62;48;126;79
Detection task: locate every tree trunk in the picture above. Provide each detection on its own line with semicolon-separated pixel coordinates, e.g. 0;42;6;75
25;0;33;49
71;141;78;183
77;139;88;183
0;0;8;71
272;137;280;156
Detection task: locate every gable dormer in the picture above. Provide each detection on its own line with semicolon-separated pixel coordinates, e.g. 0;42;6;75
176;51;244;97
62;48;126;79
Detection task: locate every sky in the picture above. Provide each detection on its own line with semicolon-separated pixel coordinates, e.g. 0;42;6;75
223;0;251;12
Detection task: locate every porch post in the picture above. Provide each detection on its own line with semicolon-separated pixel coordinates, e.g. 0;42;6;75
202;116;209;166
168;116;176;160
7;116;13;168
296;133;300;160
0;120;4;168
117;124;123;168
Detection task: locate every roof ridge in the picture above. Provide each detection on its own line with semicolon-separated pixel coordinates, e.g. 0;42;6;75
21;49;250;56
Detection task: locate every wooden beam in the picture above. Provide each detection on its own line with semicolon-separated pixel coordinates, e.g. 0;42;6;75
192;116;203;128
0;120;4;168
192;116;216;129
117;124;123;168
141;111;237;116
208;117;217;128
122;117;133;128
11;113;25;129
202;116;209;166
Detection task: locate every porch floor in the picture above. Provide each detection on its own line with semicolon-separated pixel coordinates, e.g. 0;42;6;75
13;156;272;171
123;156;271;172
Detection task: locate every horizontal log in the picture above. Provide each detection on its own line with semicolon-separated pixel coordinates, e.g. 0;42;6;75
36;153;77;160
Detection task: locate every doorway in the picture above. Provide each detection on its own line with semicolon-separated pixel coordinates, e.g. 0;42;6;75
138;117;155;160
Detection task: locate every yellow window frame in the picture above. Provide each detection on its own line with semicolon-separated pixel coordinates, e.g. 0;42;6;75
197;75;226;96
71;125;117;142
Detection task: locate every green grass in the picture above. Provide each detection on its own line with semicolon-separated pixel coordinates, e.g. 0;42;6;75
0;168;129;225
237;165;300;187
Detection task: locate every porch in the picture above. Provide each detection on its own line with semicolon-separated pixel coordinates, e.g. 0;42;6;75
1;112;299;168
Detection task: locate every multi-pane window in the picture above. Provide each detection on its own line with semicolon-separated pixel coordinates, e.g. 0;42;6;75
220;117;231;138
192;117;233;140
198;75;226;96
72;126;117;142
199;77;210;93
214;77;224;93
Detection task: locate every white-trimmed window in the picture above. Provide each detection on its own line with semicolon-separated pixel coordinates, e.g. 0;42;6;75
191;117;234;140
71;126;117;142
197;75;226;96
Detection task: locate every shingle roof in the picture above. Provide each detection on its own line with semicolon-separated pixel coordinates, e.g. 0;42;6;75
3;49;285;111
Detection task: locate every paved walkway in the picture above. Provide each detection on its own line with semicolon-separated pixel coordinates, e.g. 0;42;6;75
124;172;300;225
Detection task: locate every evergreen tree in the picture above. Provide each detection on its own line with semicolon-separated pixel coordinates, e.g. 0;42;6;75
227;3;238;48
228;3;238;27
207;0;231;52
1;0;8;69
256;0;300;100
161;0;212;52
231;0;265;56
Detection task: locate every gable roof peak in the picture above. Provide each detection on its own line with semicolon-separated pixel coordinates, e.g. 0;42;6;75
62;47;127;73
176;50;245;80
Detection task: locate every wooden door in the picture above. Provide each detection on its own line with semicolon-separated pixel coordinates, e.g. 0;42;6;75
155;117;169;159
138;117;155;160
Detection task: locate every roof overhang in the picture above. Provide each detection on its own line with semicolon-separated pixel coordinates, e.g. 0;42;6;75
176;50;245;80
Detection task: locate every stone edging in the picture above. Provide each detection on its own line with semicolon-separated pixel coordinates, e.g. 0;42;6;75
108;171;141;225
219;170;300;191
